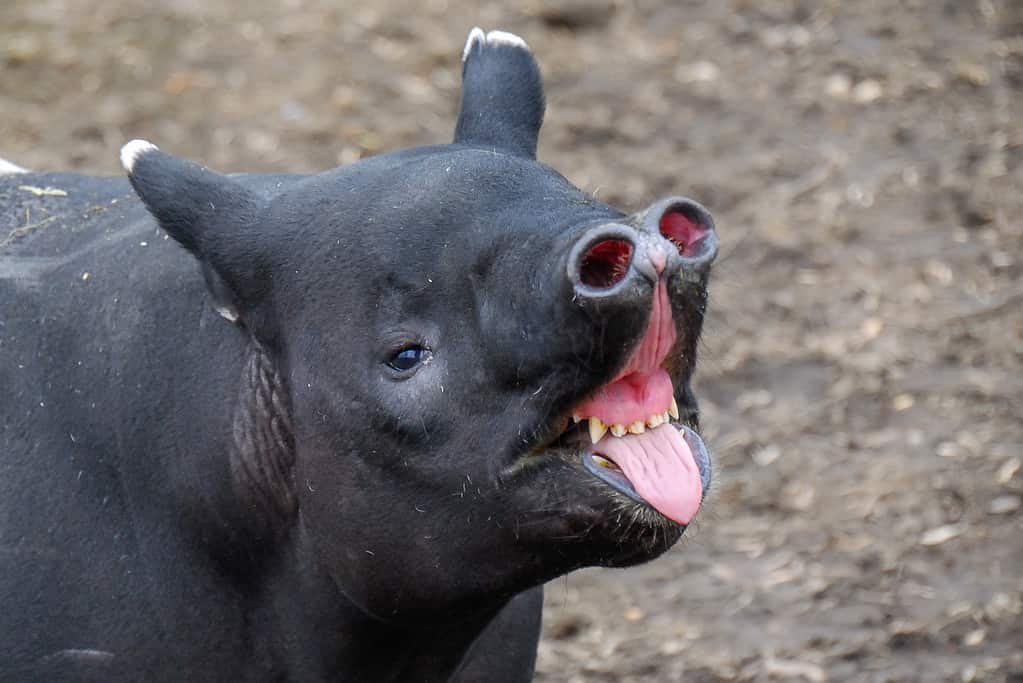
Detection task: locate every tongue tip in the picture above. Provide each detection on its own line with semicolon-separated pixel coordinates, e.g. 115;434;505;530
654;482;703;525
639;467;703;525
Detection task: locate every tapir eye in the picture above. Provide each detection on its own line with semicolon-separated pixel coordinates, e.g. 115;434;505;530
386;345;431;374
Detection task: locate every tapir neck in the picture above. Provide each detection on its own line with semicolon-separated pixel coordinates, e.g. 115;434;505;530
260;519;502;681
173;334;299;585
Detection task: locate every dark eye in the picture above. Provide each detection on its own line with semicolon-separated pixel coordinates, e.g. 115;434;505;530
387;346;430;373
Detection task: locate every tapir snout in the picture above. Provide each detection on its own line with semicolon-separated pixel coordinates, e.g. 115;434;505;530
569;196;718;304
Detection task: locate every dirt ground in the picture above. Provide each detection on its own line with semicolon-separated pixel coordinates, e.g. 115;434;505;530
2;0;1021;681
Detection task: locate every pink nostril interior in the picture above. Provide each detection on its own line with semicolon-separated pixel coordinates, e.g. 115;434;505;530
660;210;709;258
579;238;634;288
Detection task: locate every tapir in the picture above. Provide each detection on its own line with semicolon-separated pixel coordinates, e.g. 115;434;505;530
0;28;717;682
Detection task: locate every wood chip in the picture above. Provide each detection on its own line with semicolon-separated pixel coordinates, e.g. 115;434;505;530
676;60;721;84
937;441;965;458
860;317;883;340
920;524;965;546
752;444;781;467
997;457;1020;485
825;73;852;98
736;389;773;411
763;655;827;682
955;64;990;87
988;495;1021;515
963;628;986;647
852;79;883;104
892;393;915;411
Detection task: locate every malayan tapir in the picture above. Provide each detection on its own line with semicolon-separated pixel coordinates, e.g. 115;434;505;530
0;28;717;682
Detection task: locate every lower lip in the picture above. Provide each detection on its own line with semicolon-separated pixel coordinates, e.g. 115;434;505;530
681;424;713;491
582;451;644;503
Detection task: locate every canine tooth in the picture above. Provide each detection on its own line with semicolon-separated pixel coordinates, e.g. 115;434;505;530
592;454;615;470
589;417;608;444
669;397;680;420
662;411;671;423
628;421;645;435
610;423;627;437
647;413;663;428
572;414;581;423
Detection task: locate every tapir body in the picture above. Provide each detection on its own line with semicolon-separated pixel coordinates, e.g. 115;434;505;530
0;29;717;682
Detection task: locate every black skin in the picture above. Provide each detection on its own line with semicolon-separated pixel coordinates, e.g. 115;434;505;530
0;30;716;681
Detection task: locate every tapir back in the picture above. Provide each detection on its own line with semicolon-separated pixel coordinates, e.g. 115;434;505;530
1;171;200;480
0;173;253;675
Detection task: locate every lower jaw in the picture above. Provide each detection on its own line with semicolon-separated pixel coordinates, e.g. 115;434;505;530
499;447;703;573
497;462;687;570
563;502;686;568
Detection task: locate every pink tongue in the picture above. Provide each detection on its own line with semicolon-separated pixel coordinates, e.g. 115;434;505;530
593;424;703;525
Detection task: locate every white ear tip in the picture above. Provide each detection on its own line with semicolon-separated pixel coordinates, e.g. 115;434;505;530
0;158;27;174
486;30;529;51
120;139;158;173
463;27;486;62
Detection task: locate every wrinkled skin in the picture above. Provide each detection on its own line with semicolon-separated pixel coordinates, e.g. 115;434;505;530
0;29;716;682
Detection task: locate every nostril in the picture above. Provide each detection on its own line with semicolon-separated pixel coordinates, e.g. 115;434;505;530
579;238;634;289
660;208;710;258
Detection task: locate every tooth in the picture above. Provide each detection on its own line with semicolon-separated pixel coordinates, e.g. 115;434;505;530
669;397;680;420
610;423;627;437
593;454;615;470
662;411;671;424
628;421;645;434
572;414;581;423
589;417;608;444
648;413;663;428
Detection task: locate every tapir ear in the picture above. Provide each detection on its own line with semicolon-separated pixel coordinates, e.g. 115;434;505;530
454;28;545;159
121;140;267;325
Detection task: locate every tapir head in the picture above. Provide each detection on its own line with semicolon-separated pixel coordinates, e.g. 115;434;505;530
123;29;718;622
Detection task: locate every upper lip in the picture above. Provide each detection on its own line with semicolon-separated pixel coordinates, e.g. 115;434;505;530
571;396;680;445
519;364;699;461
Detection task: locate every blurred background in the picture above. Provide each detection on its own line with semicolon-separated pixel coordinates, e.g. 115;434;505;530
2;0;1020;680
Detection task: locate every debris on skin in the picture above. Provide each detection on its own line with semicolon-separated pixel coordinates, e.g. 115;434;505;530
18;185;67;197
1;215;57;249
4;1;1021;681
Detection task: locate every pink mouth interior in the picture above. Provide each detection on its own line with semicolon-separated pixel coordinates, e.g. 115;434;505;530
574;280;677;426
573;280;704;525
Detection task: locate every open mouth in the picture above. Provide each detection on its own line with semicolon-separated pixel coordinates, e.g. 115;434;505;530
527;280;711;526
537;407;710;527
